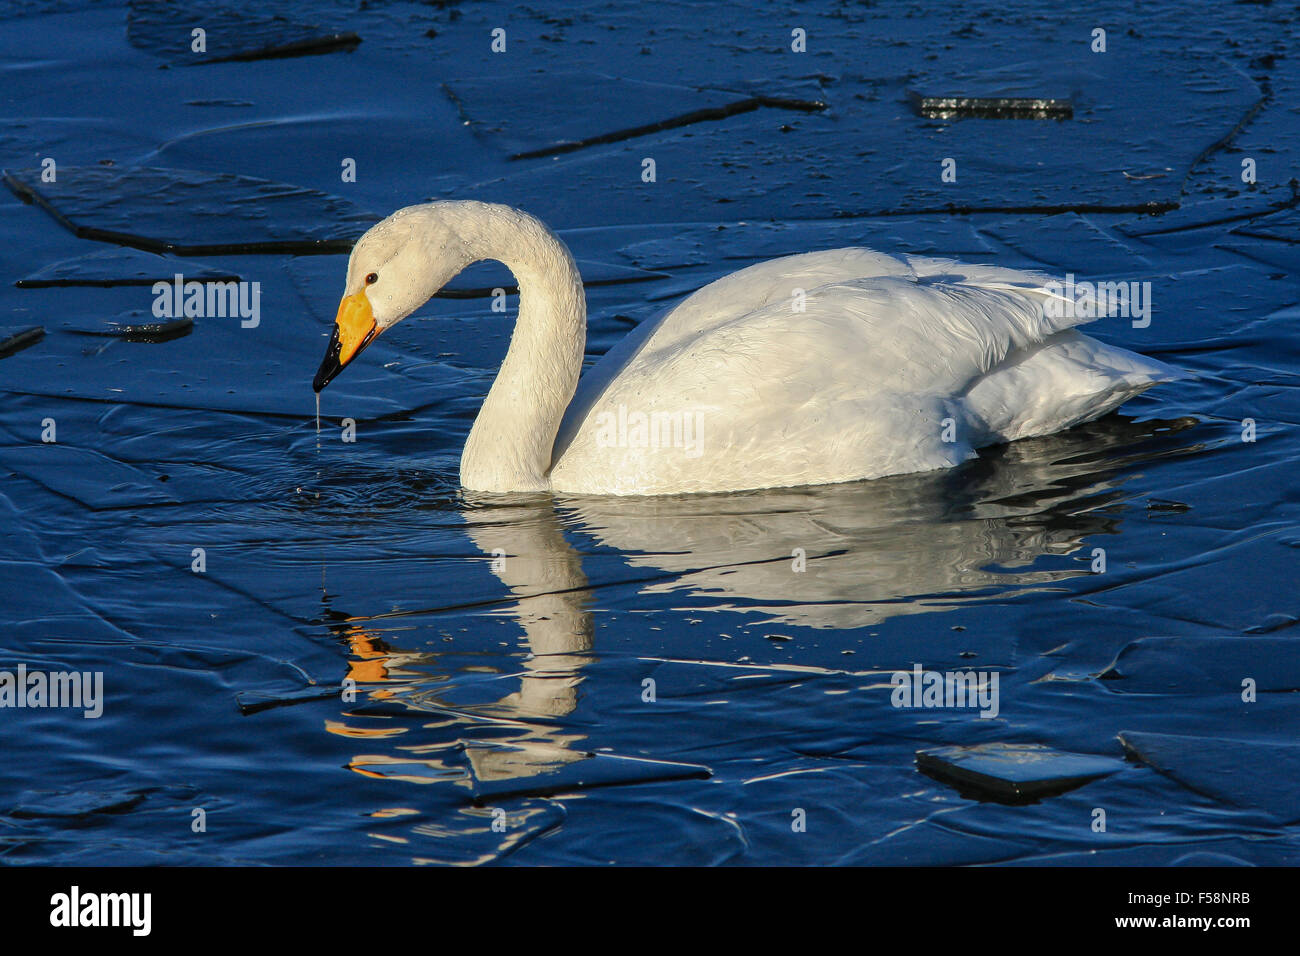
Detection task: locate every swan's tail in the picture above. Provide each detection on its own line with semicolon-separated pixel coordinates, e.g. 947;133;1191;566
964;330;1184;444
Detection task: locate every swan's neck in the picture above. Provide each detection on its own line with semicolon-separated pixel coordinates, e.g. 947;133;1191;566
457;206;585;493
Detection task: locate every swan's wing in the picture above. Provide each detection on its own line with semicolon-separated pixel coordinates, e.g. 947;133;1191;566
559;248;932;453
904;254;1058;291
642;247;918;352
551;273;1081;491
639;273;1086;398
551;250;1172;493
901;254;1182;441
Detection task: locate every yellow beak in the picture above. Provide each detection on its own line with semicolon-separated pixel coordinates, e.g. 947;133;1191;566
313;290;378;391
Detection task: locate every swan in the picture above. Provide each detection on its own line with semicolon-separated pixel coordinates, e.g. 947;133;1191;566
312;201;1178;495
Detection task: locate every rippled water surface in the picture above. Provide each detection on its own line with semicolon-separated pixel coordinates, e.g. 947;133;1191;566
2;0;1299;865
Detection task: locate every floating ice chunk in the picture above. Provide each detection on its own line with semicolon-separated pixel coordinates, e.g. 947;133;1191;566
916;743;1124;802
11;789;145;818
1118;731;1300;822
16;248;240;288
908;91;1073;120
462;740;711;801
3;166;374;255
0;326;44;358
1099;636;1300;694
445;72;824;160
127;0;359;65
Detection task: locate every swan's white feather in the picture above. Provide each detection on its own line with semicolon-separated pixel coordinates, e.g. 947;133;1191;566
549;248;1176;495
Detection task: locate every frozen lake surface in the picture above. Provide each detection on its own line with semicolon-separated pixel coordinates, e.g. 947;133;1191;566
1;0;1299;865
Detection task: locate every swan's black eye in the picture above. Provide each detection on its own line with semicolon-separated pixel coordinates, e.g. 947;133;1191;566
365;272;379;285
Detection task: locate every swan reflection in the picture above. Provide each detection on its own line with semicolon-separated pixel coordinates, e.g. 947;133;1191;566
324;415;1197;790
556;415;1192;629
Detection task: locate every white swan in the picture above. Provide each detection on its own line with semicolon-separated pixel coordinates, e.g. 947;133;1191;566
313;201;1178;495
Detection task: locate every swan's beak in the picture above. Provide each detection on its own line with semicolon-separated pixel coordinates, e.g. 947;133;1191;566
313;290;378;392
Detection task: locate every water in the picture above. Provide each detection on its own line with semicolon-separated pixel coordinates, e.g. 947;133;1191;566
1;0;1299;865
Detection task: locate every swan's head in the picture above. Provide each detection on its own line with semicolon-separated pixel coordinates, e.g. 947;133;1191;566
313;204;474;391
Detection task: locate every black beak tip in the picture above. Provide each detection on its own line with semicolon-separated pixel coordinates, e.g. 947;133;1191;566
312;362;338;393
312;324;377;393
313;331;344;393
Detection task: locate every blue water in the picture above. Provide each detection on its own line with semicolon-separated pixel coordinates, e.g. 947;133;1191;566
1;0;1298;865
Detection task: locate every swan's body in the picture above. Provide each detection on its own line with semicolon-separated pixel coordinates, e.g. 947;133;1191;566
314;202;1177;496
